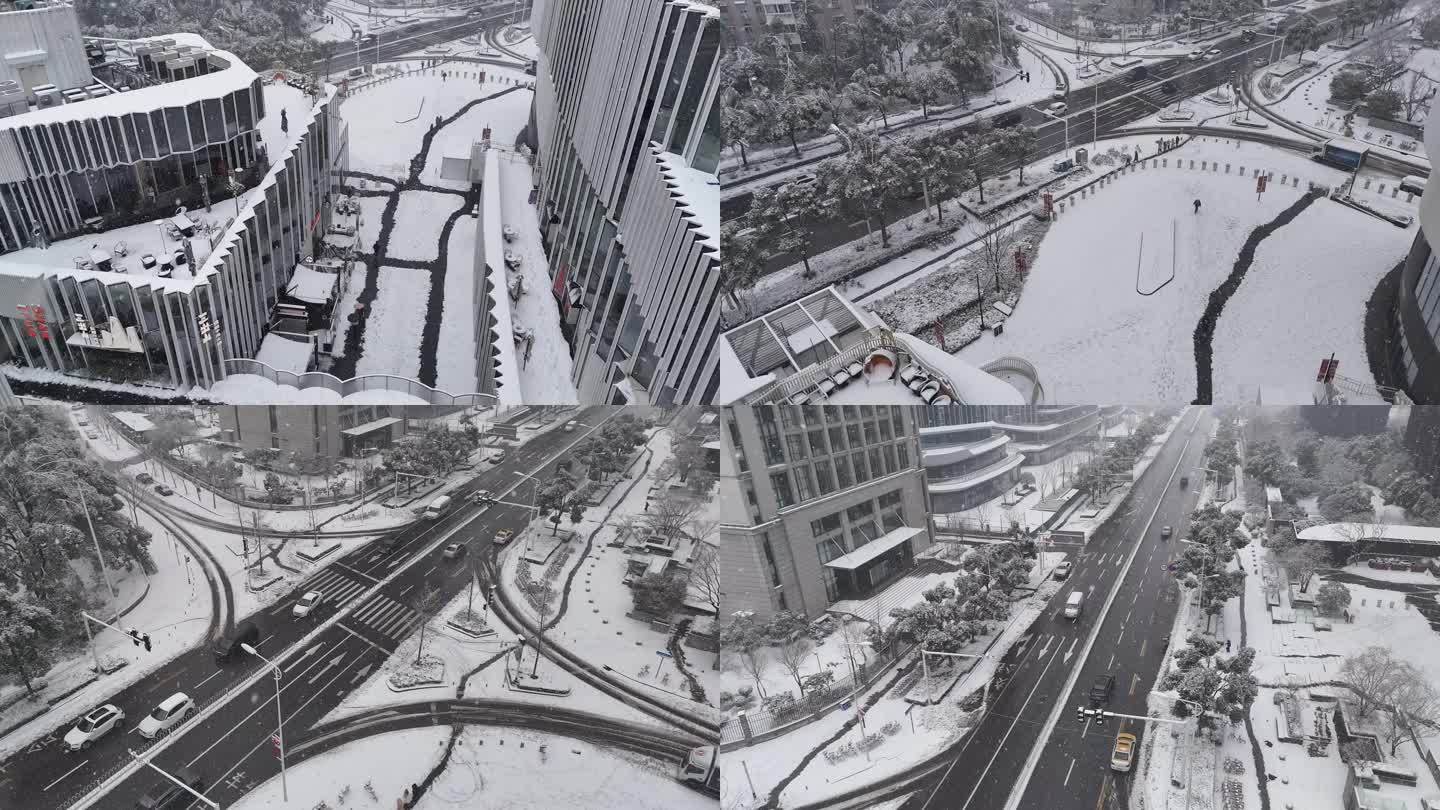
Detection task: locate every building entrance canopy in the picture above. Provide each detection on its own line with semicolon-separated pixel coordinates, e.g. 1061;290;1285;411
823;526;926;571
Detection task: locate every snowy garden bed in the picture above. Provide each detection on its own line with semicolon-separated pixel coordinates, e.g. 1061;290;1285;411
388;654;446;691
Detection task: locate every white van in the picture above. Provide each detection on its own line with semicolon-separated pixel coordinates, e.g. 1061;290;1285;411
1064;591;1084;619
423;495;453;520
1400;175;1427;196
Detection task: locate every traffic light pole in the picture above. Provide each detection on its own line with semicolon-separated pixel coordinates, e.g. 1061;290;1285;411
128;750;218;809
1076;706;1189;726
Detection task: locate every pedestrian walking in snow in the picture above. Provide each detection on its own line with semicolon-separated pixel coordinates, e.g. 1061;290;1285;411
1226;639;1232;652
1193;198;1202;214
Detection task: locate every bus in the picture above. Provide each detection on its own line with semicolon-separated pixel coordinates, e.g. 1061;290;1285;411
1312;137;1369;171
678;745;719;796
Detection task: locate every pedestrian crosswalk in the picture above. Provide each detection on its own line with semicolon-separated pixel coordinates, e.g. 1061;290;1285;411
300;568;421;642
348;594;421;641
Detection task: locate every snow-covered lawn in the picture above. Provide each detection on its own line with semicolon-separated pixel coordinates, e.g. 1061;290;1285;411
390;190;465;264
353;193;390;253
340;69;502;177
954;137;1402;402
354;266;431;379
1211;199;1411;403
436;212;479;395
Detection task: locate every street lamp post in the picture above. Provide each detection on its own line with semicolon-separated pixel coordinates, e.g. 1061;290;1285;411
1037;107;1071;160
241;643;288;802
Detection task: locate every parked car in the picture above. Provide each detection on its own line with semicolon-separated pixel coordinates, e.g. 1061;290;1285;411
153;484;174;496
1160;80;1178;93
467;489;493;505
490;449;507;463
63;704;125;751
292;591;323;618
442;542;468;560
1161;525;1173;539
1111;732;1138;771
135;766;206;810
1188;49;1205;60
76;417;89;426
1052;561;1073;580
86;430;100;440
1015;23;1028;31
1053;158;1077;173
69;403;85;411
493;529;514;546
1088;673;1116;706
136;693;195;739
1047;101;1068;114
564;420;580;432
136;472;154;485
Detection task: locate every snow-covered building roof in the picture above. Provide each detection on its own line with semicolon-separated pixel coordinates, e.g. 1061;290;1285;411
284;262;339;305
657;150;718;253
110;411;155;433
254;333;312;374
1298;522;1440;546
720;286;1024;405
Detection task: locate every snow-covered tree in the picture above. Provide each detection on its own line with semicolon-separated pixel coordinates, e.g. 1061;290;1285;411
1315;581;1352;616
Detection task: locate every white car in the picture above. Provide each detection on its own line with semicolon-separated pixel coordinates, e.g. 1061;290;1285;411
86;430;100;440
1188;50;1205;60
136;693;195;739
1047;101;1067;114
1206;48;1222;58
63;704;125;751
292;590;323;618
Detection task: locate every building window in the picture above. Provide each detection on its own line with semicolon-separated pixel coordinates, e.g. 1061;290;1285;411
898;442;910;469
786;434;808;461
846;423;862;448
829;426;846;452
812;513;842;537
794;465;816;502
851;451;869;483
847;501;874;523
835;455;853;489
814;459;835;495
879;419;893;442
771;471;795;508
759;410;784;465
808;429;827;456
850;520;878;548
883;444;898;474
870;447;884;478
842;406;858;420
779;406;800;430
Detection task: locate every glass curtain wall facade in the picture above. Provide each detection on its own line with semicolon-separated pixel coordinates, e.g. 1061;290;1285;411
531;0;720;406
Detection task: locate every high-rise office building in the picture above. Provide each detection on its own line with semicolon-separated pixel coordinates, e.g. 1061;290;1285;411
528;0;720;406
718;405;930;621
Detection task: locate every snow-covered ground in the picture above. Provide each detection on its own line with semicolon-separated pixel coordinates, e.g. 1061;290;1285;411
497;155;579;403
951;136;1404;403
496;428;718;718
228;724;709;810
353;266;430;379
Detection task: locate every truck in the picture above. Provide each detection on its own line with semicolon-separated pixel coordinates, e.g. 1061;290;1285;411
1312;137;1369;171
423;494;453;520
677;745;719;796
213;620;260;665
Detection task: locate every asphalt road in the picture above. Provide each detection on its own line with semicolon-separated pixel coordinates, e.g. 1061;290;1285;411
732;10;1349;274
898;407;1213;810
0;407;621;810
312;3;525;74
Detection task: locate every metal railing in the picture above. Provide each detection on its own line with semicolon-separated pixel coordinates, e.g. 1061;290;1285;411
980;355;1045;403
222;359;497;407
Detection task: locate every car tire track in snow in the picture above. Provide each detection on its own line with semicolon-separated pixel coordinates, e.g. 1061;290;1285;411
1191;189;1322;403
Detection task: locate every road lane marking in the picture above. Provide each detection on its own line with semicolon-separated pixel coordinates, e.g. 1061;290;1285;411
194;668;226;690
1139;638;1148;657
335;622;394;656
424;565;437;577
1064;757;1076;787
924;647;1061;810
1129;673;1140;696
1107;652;1115;670
44;761;87;791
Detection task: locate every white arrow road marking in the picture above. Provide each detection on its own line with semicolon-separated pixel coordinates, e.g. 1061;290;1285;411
308;653;348;685
1037;635;1054;658
1063;637;1078;664
350;663;375;684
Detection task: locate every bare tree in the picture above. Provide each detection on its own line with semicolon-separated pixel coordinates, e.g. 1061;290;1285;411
1397;70;1436;122
837;618;872;670
1331;521;1389;560
688;541;722;615
411;582;444;665
1386;666;1440;756
975;215;1018;295
1341;646;1407;718
643;492;704;545
1277;543;1332;591
775;633;814;696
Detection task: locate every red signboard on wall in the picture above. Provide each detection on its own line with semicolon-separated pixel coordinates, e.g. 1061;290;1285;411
552;265;567;302
17;305;49;339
